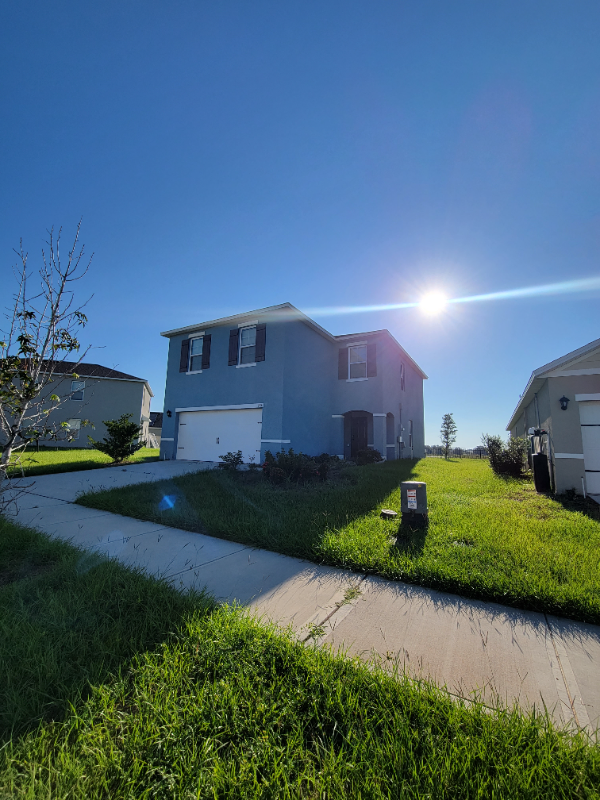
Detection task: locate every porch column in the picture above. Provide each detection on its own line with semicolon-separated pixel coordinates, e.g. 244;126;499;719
331;414;345;459
372;413;387;459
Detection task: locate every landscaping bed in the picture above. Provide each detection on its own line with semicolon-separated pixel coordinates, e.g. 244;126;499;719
77;458;600;623
1;520;598;798
6;446;160;477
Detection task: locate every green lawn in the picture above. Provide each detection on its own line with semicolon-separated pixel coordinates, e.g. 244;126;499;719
77;458;600;623
6;446;160;477
1;519;598;798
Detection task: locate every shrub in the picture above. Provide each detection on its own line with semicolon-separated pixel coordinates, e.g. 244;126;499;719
218;450;244;471
356;448;383;466
482;434;528;478
87;413;145;464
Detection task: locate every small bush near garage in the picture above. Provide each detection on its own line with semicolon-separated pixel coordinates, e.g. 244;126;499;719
356;447;383;465
218;450;244;471
262;448;330;484
482;434;528;478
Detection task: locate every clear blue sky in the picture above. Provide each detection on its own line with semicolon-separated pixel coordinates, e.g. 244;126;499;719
2;1;599;447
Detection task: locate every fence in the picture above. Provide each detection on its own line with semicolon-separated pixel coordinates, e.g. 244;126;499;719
425;447;488;459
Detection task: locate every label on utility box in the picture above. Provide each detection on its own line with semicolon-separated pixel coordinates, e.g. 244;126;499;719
407;489;417;510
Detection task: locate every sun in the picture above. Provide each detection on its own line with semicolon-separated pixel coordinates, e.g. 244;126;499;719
419;292;448;316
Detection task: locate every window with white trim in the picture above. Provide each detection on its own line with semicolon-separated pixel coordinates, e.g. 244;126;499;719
66;419;81;440
189;337;203;371
71;380;85;401
348;345;367;379
239;326;256;364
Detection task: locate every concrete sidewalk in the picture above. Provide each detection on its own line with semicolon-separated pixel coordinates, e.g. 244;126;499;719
4;461;599;734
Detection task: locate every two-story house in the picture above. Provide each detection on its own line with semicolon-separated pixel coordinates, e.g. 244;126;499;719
159;303;427;464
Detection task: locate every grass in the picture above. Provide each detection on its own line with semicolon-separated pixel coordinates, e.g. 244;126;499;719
77;458;600;623
1;520;599;798
6;446;160;477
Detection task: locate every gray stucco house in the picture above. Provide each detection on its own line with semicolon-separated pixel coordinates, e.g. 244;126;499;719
34;361;153;447
507;337;600;501
159;303;427;464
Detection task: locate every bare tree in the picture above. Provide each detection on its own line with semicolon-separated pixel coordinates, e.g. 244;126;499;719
0;222;93;505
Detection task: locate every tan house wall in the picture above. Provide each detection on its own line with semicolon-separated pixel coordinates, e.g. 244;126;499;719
34;377;149;447
510;373;600;495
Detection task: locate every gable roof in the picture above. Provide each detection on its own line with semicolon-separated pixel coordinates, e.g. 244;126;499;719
32;360;154;397
161;302;427;379
506;337;600;430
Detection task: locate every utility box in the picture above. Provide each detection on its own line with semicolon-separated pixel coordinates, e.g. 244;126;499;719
400;481;428;519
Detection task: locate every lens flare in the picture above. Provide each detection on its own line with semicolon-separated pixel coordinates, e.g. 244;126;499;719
302;276;600;319
420;292;447;315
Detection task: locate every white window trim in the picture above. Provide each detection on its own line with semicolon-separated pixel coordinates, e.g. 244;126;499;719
70;380;85;401
347;342;368;381
188;335;205;373
66;418;81;440
161;437;174;441
555;453;585;459
236;362;257;369
238;324;257;366
261;439;291;443
238;319;259;327
575;394;600;402
187;330;206;338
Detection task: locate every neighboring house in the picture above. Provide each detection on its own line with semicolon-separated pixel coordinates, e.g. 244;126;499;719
28;361;153;447
507;337;600;502
148;412;163;447
159;303;427;464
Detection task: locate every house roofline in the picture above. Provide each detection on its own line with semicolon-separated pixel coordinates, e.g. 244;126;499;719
506;336;600;431
160;302;427;378
160;303;337;342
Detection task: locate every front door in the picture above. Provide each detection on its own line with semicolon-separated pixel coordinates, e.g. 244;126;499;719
350;415;368;458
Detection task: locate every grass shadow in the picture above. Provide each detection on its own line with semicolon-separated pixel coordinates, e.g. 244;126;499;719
394;515;429;555
554;491;600;523
76;460;421;562
0;518;212;744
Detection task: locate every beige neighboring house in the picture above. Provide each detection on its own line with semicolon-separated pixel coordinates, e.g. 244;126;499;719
35;361;153;447
507;337;600;502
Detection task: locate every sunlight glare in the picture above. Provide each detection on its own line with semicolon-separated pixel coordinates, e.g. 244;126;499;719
420;292;447;316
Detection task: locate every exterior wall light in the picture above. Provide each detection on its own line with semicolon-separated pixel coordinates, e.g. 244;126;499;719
559;396;569;411
166;409;172;418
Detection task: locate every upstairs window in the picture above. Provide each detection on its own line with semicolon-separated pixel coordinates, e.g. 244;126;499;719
239;326;257;364
179;334;211;372
339;342;377;380
349;345;367;379
71;380;85;401
189;337;203;371
228;324;266;366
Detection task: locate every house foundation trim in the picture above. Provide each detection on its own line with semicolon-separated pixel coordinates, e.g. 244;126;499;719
261;439;291;444
373;413;386;417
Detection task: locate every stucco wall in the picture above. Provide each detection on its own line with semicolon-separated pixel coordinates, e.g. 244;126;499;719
31;377;148;447
160;315;426;462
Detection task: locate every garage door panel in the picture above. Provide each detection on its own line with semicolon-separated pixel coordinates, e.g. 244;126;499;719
177;408;262;463
579;401;600;495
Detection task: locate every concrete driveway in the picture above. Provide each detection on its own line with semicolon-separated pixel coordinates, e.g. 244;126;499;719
4;461;599;734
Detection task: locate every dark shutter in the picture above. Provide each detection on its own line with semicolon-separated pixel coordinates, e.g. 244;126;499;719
228;329;239;366
255;324;266;362
201;334;211;369
338;347;348;379
367;342;377;377
179;339;190;372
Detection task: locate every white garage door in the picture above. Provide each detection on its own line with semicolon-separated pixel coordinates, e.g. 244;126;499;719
176;407;263;463
580;401;600;496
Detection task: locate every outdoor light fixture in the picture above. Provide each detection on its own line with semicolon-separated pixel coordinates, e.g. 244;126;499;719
559;396;570;411
166;409;172;418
